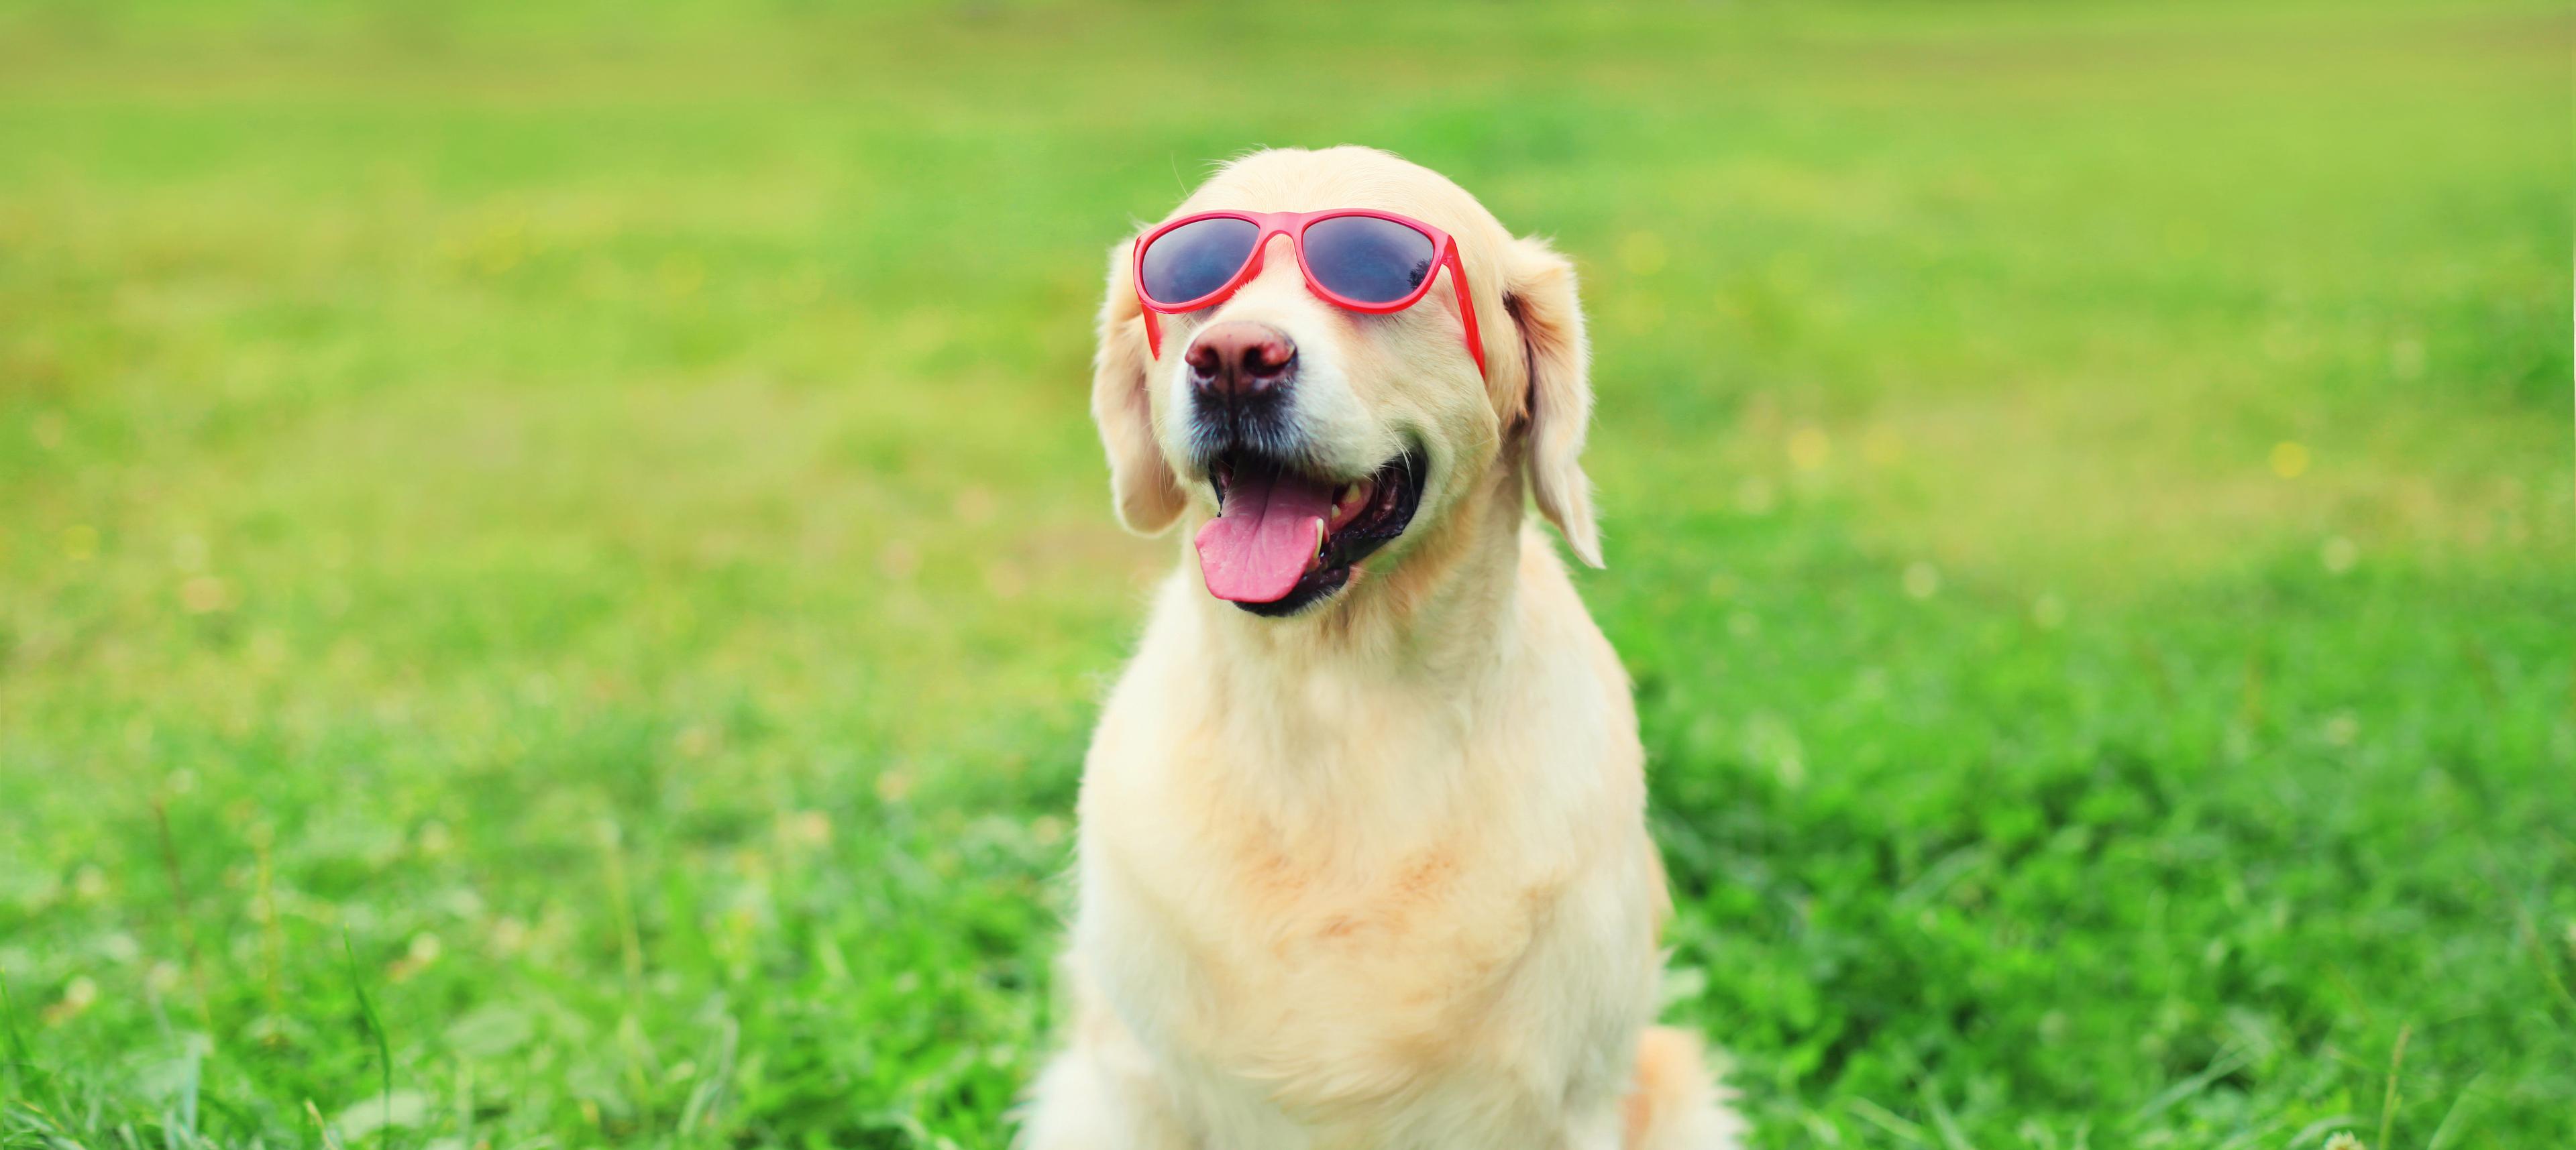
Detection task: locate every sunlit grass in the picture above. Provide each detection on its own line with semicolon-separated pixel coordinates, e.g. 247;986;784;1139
1;2;2569;1147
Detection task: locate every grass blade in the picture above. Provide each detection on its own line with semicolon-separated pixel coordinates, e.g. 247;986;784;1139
341;934;393;1149
2376;1024;2410;1150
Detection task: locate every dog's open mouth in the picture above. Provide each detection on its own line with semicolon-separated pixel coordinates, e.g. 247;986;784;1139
1194;449;1424;617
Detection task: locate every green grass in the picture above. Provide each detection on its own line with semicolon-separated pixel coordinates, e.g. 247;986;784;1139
1;1;2570;1147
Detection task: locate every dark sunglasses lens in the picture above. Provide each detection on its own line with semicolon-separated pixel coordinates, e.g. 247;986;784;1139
1302;215;1436;304
1138;217;1260;304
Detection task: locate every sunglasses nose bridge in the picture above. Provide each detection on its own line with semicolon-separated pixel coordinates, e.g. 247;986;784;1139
1212;231;1315;310
1248;229;1299;283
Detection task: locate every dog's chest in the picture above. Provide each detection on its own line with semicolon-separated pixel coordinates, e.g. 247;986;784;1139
1118;835;1561;1101
1082;755;1631;1127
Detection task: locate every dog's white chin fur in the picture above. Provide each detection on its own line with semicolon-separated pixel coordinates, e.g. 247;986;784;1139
1021;146;1743;1150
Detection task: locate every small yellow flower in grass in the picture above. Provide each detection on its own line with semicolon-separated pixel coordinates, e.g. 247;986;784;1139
2269;441;2310;479
674;724;716;758
953;484;997;524
2324;1133;2365;1150
1902;561;1941;600
1030;815;1067;847
985;560;1029;600
1788;428;1831;473
782;809;833;848
389;932;443;982
2321;536;2359;575
1618;231;1668;277
488;916;529;956
180;575;233;614
877;540;920;581
875;768;915;804
43;976;97;1025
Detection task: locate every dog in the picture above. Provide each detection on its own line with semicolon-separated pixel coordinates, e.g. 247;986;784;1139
1017;146;1746;1150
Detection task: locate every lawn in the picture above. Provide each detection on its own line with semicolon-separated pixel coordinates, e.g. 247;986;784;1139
1;1;2570;1147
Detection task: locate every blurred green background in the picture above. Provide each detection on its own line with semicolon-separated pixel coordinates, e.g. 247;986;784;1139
1;1;2570;1147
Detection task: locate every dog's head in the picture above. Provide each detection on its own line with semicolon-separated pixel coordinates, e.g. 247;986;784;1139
1091;146;1596;618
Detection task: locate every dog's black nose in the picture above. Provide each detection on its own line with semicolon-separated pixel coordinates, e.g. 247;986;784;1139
1186;322;1296;406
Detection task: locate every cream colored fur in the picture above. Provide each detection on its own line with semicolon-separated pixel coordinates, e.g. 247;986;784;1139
1018;147;1746;1150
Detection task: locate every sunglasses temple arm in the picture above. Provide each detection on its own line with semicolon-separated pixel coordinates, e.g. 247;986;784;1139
1140;303;1163;359
1445;249;1487;378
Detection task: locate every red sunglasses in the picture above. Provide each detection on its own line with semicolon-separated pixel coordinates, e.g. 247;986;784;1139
1132;209;1487;378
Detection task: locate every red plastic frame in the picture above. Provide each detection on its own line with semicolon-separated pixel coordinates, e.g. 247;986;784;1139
1132;209;1486;378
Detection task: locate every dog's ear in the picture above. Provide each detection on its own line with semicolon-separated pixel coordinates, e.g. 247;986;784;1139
1502;235;1602;567
1092;236;1185;534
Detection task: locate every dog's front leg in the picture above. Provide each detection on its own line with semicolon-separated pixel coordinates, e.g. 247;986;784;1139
1015;995;1191;1150
1014;1049;1186;1150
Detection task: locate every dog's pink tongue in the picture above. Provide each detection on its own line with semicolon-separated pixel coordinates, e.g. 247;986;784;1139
1195;465;1332;603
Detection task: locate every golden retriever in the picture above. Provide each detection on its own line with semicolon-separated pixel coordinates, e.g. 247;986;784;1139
1018;146;1746;1150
